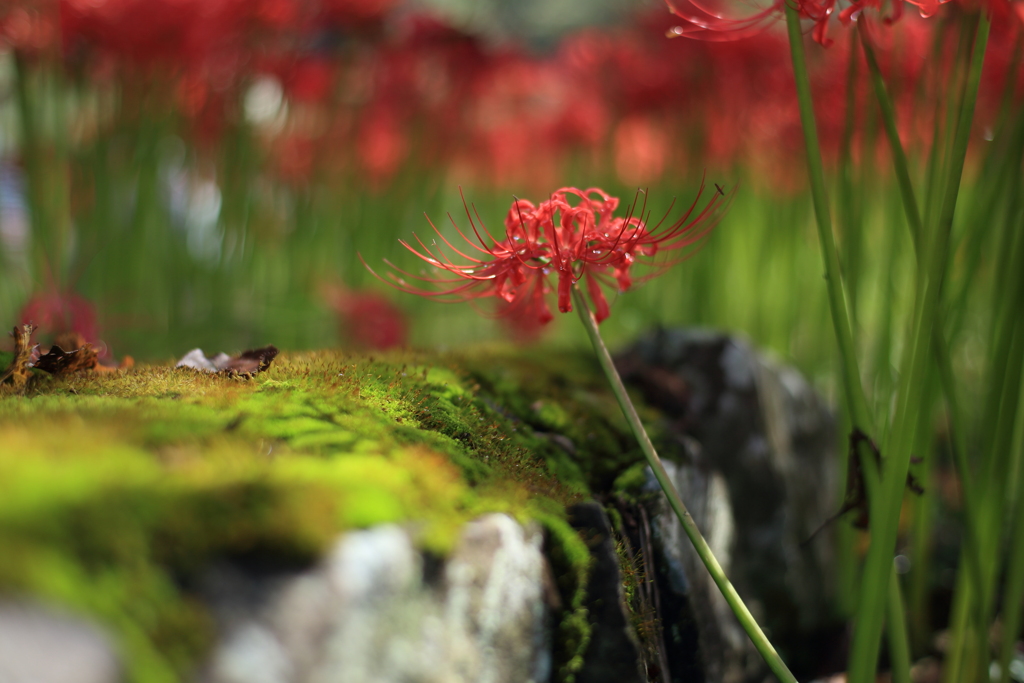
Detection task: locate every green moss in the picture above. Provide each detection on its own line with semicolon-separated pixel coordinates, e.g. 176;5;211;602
612;462;651;495
457;345;664;491
538;512;593;683
612;524;663;670
0;345;649;682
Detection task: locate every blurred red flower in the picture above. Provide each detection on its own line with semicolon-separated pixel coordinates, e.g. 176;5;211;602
322;285;407;350
356;105;409;187
614;115;669;185
19;289;101;352
285;58;336;103
664;0;947;47
1;2;59;55
61;0;214;64
320;0;397;29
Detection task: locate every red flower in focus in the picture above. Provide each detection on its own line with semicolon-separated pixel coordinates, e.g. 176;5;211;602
323;285;407;350
366;183;727;325
665;0;946;47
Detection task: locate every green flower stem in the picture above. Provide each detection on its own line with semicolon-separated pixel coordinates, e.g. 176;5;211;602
570;285;797;683
998;417;1024;683
991;170;1024;683
783;5;873;436
990;35;1022;139
888;568;912;683
859;28;923;250
934;15;989;281
782;10;912;682
963;190;1024;683
859;23;988;608
849;15;990;683
924;15;976;244
838;29;864;325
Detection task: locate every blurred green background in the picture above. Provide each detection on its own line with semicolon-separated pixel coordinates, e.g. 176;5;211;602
0;0;1015;400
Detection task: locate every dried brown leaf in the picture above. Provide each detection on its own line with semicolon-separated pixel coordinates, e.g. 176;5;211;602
220;345;279;376
33;343;100;375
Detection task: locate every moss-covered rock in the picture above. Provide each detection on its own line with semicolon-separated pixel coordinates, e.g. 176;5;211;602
0;345;654;682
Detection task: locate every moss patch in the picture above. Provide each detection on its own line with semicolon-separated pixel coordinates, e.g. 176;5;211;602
541;511;594;683
0;345;653;682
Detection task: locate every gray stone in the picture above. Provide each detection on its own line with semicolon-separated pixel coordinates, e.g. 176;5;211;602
617;328;838;682
568;502;646;683
0;601;122;683
199;513;550;683
645;459;760;683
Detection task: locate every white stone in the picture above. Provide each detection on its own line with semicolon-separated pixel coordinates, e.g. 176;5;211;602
0;601;121;683
201;515;551;683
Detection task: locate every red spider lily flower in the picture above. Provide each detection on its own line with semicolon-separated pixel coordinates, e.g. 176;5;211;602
495;277;554;342
665;0;946;47
364;183;728;325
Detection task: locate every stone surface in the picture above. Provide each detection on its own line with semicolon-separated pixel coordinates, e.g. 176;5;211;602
199;513;550;683
0;333;838;683
644;459;758;683
617;328;839;682
0;601;122;683
568;502;646;683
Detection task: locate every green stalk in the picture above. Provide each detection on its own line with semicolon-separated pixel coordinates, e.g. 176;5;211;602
783;6;873;435
952;113;1024;342
867;196;901;419
943;575;977;683
990;35;1022;139
849;16;990;683
907;369;937;650
782;15;918;680
923;15;976;234
839;29;864;326
964;192;1024;681
859;22;988;615
888;568;912;683
998;400;1024;683
570;285;797;683
979;156;1024;472
859;29;922;250
952;321;1024;683
848;215;926;683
